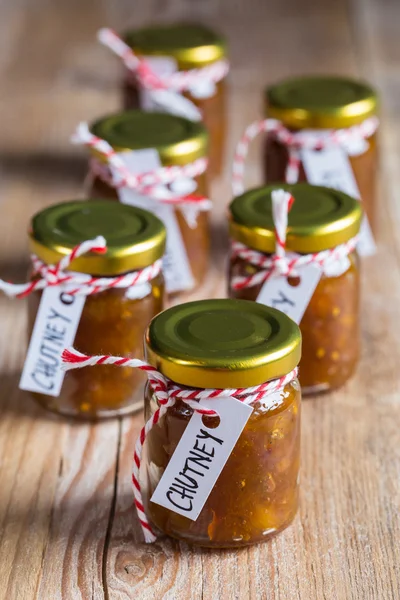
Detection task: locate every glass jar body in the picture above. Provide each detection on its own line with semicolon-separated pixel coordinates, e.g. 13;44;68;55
143;378;301;548
264;132;378;233
123;77;227;178
229;251;360;394
27;273;164;419
88;174;210;293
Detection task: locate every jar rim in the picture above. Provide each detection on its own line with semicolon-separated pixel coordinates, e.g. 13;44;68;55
90;110;209;166
145;299;301;388
266;75;378;129
123;23;227;68
229;183;362;254
30;200;166;275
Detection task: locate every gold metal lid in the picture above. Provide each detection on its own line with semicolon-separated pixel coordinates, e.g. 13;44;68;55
266;76;378;129
229;183;362;254
30;200;166;275
124;23;227;69
145;299;301;388
90;110;208;166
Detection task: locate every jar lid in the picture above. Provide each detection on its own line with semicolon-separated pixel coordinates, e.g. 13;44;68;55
266;76;378;129
30;200;166;275
124;23;227;69
90;110;208;166
145;298;301;388
229;183;362;254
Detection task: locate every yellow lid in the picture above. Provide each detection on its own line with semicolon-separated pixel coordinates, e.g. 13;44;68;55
229;183;362;254
145;299;301;388
90;110;208;166
124;23;227;69
266;76;378;129
30;200;166;275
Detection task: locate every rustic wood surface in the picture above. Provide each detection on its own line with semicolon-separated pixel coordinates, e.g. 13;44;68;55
0;0;399;598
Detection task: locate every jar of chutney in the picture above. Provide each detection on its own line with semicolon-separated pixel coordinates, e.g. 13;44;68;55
142;299;302;547
264;76;378;236
228;183;362;394
23;200;165;418
80;110;210;295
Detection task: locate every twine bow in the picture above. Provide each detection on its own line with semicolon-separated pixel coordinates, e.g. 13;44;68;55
231;190;358;290
232;116;379;197
98;27;229;122
0;236;162;298
72;123;212;229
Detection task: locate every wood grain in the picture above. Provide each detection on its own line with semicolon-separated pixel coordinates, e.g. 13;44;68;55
0;0;399;598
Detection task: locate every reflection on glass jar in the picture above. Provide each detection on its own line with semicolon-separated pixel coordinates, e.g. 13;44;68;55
228;183;362;394
264;76;378;233
83;110;210;295
142;298;302;547
28;200;166;419
120;23;228;177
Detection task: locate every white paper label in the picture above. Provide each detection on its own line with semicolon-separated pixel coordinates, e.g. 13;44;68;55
139;56;202;121
256;262;322;324
19;287;85;396
151;397;253;520
114;149;195;293
139;56;178;111
301;145;376;256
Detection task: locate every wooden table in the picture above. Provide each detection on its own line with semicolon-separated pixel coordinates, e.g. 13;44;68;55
0;0;399;598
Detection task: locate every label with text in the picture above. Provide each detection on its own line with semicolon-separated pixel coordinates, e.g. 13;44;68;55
301;145;376;256
256;262;322;324
150;397;253;520
114;149;195;293
19;286;85;396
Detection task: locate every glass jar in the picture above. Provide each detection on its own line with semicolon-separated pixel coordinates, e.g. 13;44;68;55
27;200;166;418
87;110;210;294
142;298;302;547
122;23;228;177
228;183;362;394
264;76;378;233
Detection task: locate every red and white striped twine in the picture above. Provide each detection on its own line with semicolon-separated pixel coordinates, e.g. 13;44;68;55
232;116;379;196
98;27;229;93
0;236;162;298
61;346;298;543
231;190;358;290
72;123;212;221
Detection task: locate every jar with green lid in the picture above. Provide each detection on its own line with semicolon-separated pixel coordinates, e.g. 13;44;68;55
26;200;165;418
121;23;228;177
264;76;379;234
143;298;302;547
228;183;362;394
85;110;210;295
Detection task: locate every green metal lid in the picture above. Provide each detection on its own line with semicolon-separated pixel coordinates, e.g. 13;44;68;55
266;76;378;129
124;23;227;68
30;200;166;275
145;299;301;388
90;110;208;166
229;183;362;254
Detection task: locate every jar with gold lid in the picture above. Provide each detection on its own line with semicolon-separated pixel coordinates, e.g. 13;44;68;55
21;200;166;419
228;183;362;394
142;298;302;547
80;110;210;295
115;23;228;177
264;76;378;237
